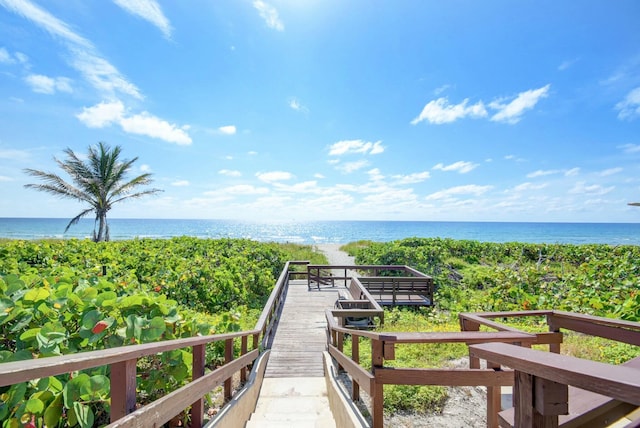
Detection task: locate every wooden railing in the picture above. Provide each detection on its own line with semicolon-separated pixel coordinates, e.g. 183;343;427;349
307;264;424;289
327;309;640;428
308;264;434;307
325;309;538;428
358;276;434;307
0;261;299;427
460;310;640;427
470;342;640;428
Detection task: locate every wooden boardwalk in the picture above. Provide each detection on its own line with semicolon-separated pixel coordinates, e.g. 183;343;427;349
264;279;339;377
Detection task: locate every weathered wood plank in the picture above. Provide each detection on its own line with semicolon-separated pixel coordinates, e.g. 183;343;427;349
264;280;337;378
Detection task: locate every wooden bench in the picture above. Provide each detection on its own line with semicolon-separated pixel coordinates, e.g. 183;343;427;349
358;276;434;307
335;279;384;328
470;348;640;428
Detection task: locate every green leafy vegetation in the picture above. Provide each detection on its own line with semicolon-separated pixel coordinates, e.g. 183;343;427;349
354;237;640;320
279;243;329;266
0;237;292;427
3;236;640;422
347;238;640;415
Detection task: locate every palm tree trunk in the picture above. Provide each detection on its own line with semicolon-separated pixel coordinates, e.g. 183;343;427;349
96;212;108;242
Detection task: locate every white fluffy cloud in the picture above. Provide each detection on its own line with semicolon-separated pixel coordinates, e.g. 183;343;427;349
426;184;493;200
112;0;172;38
336;160;369;174
253;0;284;31
616;87;640;120
620;144;640;153
70;48;141;99
221;184;270;195
2;1;142;99
433;161;478;174
171;180;190;187
569;182;615;196
512;182;548;192
219;169;242;177
328;139;384;156
527;169;561;178
76;100;192;145
412;84;550;125
599;167;623;177
256;171;293;182
392;171;431;184
489;85;550;124
218;125;236;135
0;47;25;64
76;100;124;127
24;74;72;94
565;168;580;177
0;47;11;63
289;97;308;113
411;98;487;125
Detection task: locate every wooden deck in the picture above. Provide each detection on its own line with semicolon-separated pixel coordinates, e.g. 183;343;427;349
264;279;339;378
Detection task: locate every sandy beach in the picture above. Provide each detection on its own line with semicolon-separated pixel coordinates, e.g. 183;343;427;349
314;243;355;265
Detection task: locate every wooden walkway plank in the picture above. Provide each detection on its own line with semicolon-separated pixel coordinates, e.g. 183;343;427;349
264;279;339;378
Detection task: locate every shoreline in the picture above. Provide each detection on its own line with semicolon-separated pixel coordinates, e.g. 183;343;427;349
2;218;640;245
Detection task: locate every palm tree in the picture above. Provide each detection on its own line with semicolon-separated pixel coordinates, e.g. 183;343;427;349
24;142;162;242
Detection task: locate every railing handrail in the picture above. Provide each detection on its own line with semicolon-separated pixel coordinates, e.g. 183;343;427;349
254;260;293;331
106;349;260;428
550;309;640;331
470;342;640;406
307;264;430;275
0;329;258;387
326;309;536;344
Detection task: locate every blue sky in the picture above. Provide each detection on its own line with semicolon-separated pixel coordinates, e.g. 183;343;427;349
1;0;640;222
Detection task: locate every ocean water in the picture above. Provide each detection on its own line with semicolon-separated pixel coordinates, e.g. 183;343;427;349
1;218;640;245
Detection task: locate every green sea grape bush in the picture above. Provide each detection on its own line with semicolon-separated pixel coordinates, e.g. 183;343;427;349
350;238;640;416
354;238;640;320
0;237;289;427
0;268;222;427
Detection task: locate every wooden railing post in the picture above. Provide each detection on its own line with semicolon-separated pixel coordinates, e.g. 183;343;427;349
486;360;501;428
547;314;561;354
240;336;248;383
352;333;360;401
337;331;344;371
460;317;482;369
372;338;384;428
110;359;137;422
514;370;567;428
190;344;206;428
224;338;233;401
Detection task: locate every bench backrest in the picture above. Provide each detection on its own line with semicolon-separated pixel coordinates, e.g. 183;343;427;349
349;278;384;311
359;277;433;301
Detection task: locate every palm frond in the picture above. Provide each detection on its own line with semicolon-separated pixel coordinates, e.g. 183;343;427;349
108;173;158;201
24;142;162;242
65;208;94;232
109;188;163;205
23;169;92;203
